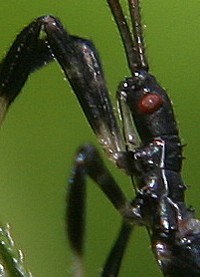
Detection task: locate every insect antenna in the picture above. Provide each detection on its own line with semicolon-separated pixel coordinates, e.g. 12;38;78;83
107;0;149;74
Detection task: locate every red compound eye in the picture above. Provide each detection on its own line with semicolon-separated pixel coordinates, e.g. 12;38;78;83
138;94;163;114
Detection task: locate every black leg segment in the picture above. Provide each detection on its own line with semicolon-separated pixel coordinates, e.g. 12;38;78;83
102;220;133;277
67;144;135;276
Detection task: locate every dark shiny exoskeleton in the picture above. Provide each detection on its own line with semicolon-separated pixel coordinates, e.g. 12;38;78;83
119;72;199;276
0;0;200;276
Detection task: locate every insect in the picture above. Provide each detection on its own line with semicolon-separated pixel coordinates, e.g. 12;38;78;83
0;0;199;276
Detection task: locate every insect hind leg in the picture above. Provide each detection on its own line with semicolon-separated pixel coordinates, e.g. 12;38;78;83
67;144;137;276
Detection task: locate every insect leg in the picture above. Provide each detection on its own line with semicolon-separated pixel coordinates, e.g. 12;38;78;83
0;16;124;164
0;19;54;123
102;220;133;277
67;144;135;276
43;16;125;160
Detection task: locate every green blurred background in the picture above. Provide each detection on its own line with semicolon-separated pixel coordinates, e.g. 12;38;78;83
0;1;200;276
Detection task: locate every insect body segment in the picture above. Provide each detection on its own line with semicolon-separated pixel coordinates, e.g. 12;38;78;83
107;0;200;276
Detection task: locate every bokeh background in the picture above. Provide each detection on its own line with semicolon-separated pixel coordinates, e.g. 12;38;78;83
0;1;200;276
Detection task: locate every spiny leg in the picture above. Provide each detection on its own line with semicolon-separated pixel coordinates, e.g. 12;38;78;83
67;144;135;276
43;16;125;160
0;15;124;162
